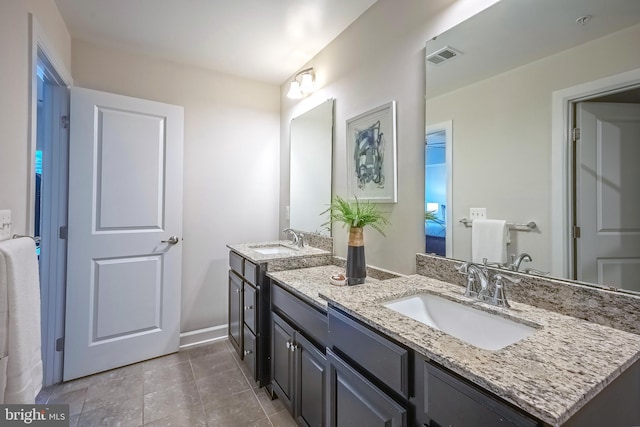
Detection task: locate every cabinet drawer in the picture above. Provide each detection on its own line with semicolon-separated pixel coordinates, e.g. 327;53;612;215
425;362;538;427
243;325;256;381
327;349;406;427
229;251;244;276
328;308;409;399
244;259;259;285
272;283;328;348
244;283;257;333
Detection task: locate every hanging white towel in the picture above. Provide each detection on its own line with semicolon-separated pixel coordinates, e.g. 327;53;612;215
0;238;42;404
471;219;509;264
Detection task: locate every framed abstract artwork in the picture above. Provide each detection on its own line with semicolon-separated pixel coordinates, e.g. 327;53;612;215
346;101;397;203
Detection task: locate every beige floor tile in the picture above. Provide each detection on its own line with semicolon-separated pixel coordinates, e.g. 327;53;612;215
144;361;194;395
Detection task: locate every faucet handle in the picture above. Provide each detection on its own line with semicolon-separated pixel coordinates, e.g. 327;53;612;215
455;262;470;274
491;274;520;308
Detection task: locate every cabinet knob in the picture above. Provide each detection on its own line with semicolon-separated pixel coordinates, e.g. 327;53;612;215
290;343;297;352
235;289;241;294
244;350;253;355
286;341;291;349
244;305;253;310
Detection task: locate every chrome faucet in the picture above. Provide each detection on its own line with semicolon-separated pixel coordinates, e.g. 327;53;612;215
282;228;304;248
456;262;489;298
456;262;520;308
509;253;532;271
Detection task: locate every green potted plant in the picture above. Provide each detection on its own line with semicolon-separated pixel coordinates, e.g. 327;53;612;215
323;196;389;285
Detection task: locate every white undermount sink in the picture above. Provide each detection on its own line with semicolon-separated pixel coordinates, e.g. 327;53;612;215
249;244;297;255
383;293;536;351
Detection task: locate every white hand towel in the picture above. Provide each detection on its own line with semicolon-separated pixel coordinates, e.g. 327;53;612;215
471;219;509;264
0;238;42;404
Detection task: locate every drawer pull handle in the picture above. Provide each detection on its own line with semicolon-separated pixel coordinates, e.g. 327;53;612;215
244;350;253;355
244;305;253;310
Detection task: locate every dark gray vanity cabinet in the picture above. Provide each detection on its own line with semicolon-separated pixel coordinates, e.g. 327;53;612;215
228;251;271;387
327;307;409;427
271;282;328;427
421;362;540;427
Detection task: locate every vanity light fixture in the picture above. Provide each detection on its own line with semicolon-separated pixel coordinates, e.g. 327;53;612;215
287;67;315;99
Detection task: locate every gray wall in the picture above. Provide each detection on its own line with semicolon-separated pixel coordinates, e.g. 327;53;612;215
279;0;500;274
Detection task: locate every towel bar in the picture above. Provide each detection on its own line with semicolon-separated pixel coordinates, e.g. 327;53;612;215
459;218;536;230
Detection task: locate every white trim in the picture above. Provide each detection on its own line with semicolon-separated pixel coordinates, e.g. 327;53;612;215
179;325;228;348
551;68;640;278
28;14;73;235
28;13;74;387
426;120;453;258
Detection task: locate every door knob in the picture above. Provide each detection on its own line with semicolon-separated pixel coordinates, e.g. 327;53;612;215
161;236;180;244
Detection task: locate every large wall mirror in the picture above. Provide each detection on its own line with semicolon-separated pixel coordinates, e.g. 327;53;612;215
425;0;640;293
290;98;334;235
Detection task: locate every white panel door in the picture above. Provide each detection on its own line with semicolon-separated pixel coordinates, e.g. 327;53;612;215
576;102;640;292
64;87;184;380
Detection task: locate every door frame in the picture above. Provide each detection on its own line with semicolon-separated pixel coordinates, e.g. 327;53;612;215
551;68;640;279
28;13;73;386
425;120;453;258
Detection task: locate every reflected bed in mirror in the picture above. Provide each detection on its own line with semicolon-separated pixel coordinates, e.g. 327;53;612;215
425;0;640;294
290;99;334;236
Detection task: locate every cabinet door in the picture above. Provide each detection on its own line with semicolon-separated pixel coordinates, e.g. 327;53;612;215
327;349;406;427
243;325;256;381
228;271;243;356
295;332;326;427
244;283;257;333
272;313;295;412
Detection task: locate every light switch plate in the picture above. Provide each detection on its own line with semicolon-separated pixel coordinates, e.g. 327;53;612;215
0;209;11;241
470;208;486;220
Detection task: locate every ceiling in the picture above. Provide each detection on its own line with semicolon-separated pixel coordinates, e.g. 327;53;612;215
426;0;640;98
54;0;379;84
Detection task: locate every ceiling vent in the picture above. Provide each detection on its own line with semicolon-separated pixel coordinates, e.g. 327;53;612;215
426;46;461;65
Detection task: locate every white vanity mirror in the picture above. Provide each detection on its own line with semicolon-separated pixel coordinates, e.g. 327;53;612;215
290;99;334;236
425;0;640;293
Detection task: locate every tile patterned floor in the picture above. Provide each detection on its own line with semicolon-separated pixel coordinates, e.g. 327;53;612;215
37;339;297;427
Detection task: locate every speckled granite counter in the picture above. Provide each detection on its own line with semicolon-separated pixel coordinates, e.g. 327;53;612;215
318;274;640;426
267;265;399;311
227;240;332;267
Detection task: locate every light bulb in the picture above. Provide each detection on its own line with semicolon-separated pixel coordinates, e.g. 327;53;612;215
299;72;315;93
287;81;303;99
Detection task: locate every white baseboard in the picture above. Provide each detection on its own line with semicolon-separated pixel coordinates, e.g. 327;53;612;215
179;324;228;349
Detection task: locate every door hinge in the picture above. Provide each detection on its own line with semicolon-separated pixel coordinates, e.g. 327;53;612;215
572;225;581;239
572;127;580;141
59;225;68;239
56;337;64;352
61;115;70;130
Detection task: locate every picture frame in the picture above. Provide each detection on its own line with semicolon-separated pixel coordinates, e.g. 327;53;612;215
346;101;397;203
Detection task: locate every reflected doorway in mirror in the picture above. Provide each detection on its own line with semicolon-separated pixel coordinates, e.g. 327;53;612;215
425;121;453;258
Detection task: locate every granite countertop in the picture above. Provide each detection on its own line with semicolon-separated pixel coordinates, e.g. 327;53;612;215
227;240;331;264
267;265;391;310
270;267;640;426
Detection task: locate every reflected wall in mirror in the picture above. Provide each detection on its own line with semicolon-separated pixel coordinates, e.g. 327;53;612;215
425;0;640;293
290;98;334;236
